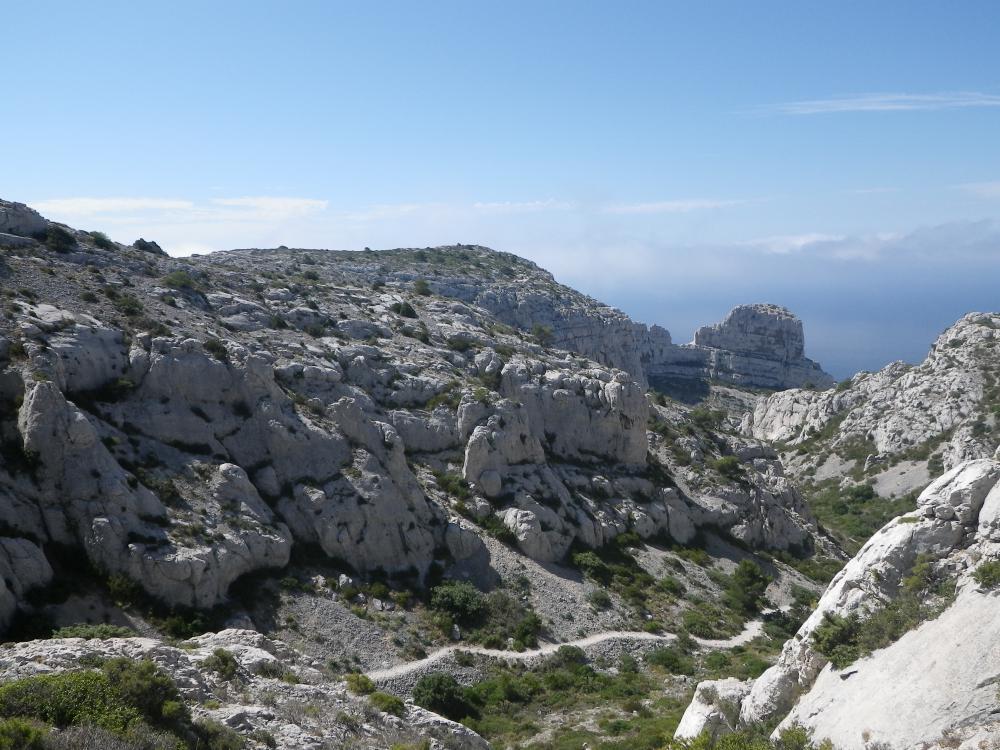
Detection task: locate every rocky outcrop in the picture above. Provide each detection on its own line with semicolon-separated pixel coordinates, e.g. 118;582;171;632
674;677;753;740
744;313;1000;494
649;304;834;391
0;200;47;239
676;456;1000;748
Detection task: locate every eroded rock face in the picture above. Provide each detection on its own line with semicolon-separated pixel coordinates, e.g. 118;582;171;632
0;200;47;238
674;678;753;740
677;458;1000;748
649;304;834;391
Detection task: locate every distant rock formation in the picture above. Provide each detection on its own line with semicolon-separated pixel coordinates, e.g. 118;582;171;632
649;304;834;393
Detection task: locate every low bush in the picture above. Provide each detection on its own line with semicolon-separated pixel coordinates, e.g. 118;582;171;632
368;691;405;717
389;301;418;318
201;649;239;682
89;231;114;250
412;673;474;721
429;581;485;626
586;589;612;610
0;718;47;749
972;559;1000;589
722;560;771;615
345;673;375;695
645;645;695;675
161;271;200;291
0;658;198;745
711;456;744;481
203;338;229;363
50;624;134;640
45;226;76;253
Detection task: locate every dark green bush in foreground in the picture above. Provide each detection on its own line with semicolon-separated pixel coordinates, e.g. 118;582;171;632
0;658;243;749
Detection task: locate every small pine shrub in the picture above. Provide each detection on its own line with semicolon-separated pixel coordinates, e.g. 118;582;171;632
972;560;1000;589
45;226;77;253
368;691;405;717
411;673;471;721
201;649;240;681
89;231;114;250
344;673;375;695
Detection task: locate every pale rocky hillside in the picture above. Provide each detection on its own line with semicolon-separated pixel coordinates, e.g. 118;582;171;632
0;198;840;748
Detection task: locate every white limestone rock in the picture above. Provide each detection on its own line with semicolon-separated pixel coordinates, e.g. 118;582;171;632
0;200;47;237
674;678;753;740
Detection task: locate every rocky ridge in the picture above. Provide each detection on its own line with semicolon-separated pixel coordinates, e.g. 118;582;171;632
676;452;1000;748
743;313;1000;499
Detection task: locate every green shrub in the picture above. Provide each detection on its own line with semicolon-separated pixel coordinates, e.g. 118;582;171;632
973;560;1000;589
530;324;553;346
657;575;686;596
723;560;771;615
106;574;144;607
192;718;244;749
50;623;134;640
412;673;473;721
201;648;240;681
689;406;724;430
430;581;485;626
711;456;743;481
0;718;47;749
89;231;114;250
203;338;229;363
0;658;188;738
390;301;418;318
344;673;375;695
45;226;77;253
413;279;431;296
432;471;471;501
161;270;200;291
368;691;405;717
645;646;694;675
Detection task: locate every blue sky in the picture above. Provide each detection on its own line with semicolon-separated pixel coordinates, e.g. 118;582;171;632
4;1;1000;377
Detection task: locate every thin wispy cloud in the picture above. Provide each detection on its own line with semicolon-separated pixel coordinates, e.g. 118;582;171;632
772;91;1000;115
603;199;744;215
472;199;574;214
954;181;1000;198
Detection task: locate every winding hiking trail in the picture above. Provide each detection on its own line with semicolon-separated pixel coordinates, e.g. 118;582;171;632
367;615;766;682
